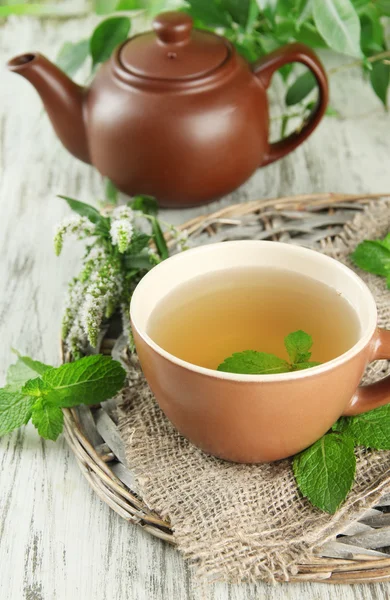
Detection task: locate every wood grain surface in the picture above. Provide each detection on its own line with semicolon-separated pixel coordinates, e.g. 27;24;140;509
1;14;390;600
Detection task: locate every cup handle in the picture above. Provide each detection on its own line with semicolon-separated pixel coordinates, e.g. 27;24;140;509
343;329;390;416
253;43;329;167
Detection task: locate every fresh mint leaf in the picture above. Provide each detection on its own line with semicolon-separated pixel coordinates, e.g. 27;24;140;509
0;389;35;436
285;330;313;364
218;351;290;374
370;61;389;108
293;432;356;513
285;71;317;106
312;0;362;58
12;349;51;376
337;404;390;449
222;0;251;27
31;398;64;441
41;355;126;407
130;195;158;216
6;354;50;391
128;232;152;254
22;377;53;398
380;233;390;251
292;361;321;371
56;39;90;77
185;0;231;27
151;217;169;260
351;240;390;276
90;17;131;68
58;196;103;225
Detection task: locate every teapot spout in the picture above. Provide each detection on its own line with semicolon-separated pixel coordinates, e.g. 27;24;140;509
8;53;90;164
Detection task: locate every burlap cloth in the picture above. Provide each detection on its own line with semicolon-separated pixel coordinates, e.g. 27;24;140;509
118;200;390;583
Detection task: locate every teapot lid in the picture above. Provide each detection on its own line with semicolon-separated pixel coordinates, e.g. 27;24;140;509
119;12;229;81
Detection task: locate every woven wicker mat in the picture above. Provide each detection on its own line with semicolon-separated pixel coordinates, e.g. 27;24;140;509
118;200;390;584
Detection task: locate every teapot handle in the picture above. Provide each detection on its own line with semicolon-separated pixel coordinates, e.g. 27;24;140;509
253;43;329;167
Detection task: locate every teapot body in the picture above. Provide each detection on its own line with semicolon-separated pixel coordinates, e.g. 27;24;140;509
85;52;269;208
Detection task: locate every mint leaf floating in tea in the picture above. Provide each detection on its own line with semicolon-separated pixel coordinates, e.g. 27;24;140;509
293;432;356;514
218;351;290;375
0;353;126;441
285;330;313;364
218;330;321;375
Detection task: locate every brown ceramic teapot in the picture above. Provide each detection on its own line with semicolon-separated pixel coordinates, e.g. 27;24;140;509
8;12;328;208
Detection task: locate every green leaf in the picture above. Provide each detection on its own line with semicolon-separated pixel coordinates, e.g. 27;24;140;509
338;404;390;449
116;0;144;8
185;0;231;27
376;0;390;17
285;330;313;363
127;232;152;254
285;71;317;106
56;39;90;77
293;432;356;513
151;217;169;260
294;22;329;48
0;389;35;436
22;377;53;398
31;398;64;441
296;0;313;26
360;5;384;54
217;351;290;374
380;233;390;251
6;355;50;391
246;0;260;31
124;253;154;270
90;17;131;68
292;361;321;370
131;195;158;216
370;61;389;108
350;240;390;276
41;355;126;407
58;195;104;225
312;0;362;57
105;179;118;205
221;0;251;26
11;350;51;376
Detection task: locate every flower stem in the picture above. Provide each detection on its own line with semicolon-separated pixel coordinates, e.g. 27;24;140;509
328;50;390;75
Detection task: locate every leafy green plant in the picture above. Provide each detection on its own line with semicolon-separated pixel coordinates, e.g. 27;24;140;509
217;330;321;374
54;194;188;358
351;231;390;287
0;350;125;440
294;404;390;513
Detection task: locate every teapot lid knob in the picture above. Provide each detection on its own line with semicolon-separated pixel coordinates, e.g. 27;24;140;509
153;11;193;45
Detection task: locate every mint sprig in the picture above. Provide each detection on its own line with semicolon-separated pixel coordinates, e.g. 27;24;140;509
351;232;390;286
217;330;320;375
0;353;126;441
295;404;390;513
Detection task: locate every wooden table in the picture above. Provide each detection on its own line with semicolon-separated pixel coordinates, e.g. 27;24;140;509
1;14;390;600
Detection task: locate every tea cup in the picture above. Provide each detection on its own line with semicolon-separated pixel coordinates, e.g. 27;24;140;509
130;241;390;463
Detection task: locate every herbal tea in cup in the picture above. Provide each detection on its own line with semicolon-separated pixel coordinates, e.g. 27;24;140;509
130;241;390;463
147;267;360;372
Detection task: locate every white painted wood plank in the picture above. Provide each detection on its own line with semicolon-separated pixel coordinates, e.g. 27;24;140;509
1;14;390;600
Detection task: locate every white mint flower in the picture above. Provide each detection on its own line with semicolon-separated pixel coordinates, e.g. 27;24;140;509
110;219;134;253
173;228;189;252
54;216;95;256
112;205;134;221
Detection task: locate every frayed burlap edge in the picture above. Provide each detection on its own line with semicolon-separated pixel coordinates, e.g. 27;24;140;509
118;199;390;584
